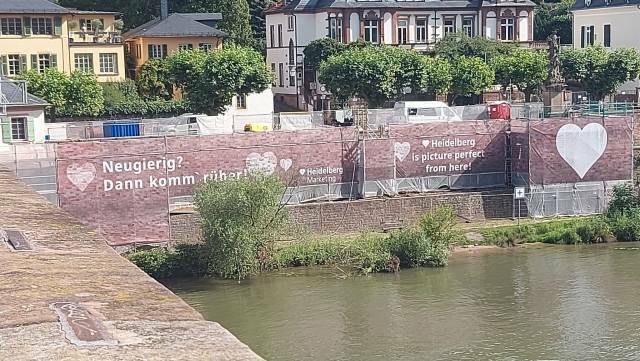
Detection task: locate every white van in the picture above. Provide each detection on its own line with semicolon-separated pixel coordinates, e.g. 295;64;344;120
393;101;462;123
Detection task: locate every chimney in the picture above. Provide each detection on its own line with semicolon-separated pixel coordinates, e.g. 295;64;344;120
160;0;168;20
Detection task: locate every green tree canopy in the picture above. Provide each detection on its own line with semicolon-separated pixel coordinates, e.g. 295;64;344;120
20;69;104;118
560;46;640;100
433;34;517;62
179;0;254;47
136;58;173;100
449;56;495;103
491;49;548;101
535;0;574;43
168;47;271;114
303;38;347;69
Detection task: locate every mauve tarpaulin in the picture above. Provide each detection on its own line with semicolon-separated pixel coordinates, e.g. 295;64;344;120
528;116;633;185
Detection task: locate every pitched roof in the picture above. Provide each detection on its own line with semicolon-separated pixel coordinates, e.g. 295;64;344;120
0;79;48;106
0;0;69;14
572;0;640;10
123;13;226;39
265;0;534;13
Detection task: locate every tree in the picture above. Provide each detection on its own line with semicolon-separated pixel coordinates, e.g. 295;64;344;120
449;56;495;104
20;69;104;117
178;0;254;47
248;0;275;52
535;0;574;43
420;57;452;96
136;59;173;100
303;38;347;69
168;47;271;114
433;33;517;62
491;49;548;102
194;174;288;280
560;46;640;100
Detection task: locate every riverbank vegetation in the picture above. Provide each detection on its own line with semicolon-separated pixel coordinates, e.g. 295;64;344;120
127;175;461;280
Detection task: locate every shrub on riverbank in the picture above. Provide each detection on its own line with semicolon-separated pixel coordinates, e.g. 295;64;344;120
482;217;612;246
272;208;463;274
126;244;207;279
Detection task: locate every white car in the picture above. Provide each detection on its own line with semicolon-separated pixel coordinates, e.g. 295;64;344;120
393;101;462;123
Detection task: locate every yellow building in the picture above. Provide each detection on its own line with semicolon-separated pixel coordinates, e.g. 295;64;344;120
123;13;226;78
0;0;125;82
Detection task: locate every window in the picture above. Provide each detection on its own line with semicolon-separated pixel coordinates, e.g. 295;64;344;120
603;24;611;48
80;19;93;31
269;25;275;47
178;44;193;51
99;53;117;73
500;18;514;41
278;63;284;87
74;53;93;72
416;18;427;43
149;44;166;59
199;43;213;52
4;55;24;76
31;18;53;35
33;54;56;73
329;16;343;42
289;71;295;86
1;18;22;35
397;18;408;44
364;19;379;43
443;18;455;36
288;39;295;65
287;15;295;31
581;25;595;47
462;17;474;37
278;24;283;47
271;63;276;86
11;118;27;141
236;94;247;109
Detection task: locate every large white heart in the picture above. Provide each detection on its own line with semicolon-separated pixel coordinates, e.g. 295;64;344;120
246;152;277;176
66;162;96;192
394;142;410;162
556;123;608;179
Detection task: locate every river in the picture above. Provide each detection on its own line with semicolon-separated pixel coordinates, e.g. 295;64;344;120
166;243;640;360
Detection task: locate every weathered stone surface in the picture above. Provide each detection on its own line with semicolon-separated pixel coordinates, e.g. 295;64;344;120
0;168;262;360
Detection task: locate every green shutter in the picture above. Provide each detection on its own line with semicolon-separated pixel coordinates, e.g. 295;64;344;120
162;44;168;58
19;54;27;74
148;44;153;58
27;118;35;142
23;17;31;36
31;54;38;71
1;120;11;143
50;54;58;69
0;56;7;77
54;17;62;36
89;54;94;71
113;54;119;74
99;18;104;30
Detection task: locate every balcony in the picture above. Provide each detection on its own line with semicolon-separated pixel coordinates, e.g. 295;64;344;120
68;31;123;46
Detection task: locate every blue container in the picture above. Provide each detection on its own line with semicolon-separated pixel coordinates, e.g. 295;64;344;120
103;122;141;138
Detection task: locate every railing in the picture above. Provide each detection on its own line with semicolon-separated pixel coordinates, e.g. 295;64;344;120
68;31;122;44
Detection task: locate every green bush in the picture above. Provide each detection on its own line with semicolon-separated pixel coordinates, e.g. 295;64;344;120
127;244;208;279
194;175;288;280
483;217;613;246
608;210;640;242
101;80;189;117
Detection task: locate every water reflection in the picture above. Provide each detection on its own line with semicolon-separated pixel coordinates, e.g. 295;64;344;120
166;243;640;361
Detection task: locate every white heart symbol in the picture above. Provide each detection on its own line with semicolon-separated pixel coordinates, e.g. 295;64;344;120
394;142;410;162
246;152;277;176
422;140;430;148
299;169;306;176
556;123;608;179
280;158;293;171
66;162;96;192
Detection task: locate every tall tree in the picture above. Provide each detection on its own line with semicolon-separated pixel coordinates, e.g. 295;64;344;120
491;49;548;102
248;0;275;52
433;34;516;62
560;46;640;100
449;56;495;104
177;0;254;47
534;0;574;43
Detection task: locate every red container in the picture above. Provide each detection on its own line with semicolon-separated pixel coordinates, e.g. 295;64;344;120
488;102;511;120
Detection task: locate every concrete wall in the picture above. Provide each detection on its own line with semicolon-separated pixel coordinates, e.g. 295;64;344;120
169;190;514;244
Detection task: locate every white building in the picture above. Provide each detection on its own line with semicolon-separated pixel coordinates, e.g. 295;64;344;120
265;0;536;110
572;0;640;93
0;79;48;146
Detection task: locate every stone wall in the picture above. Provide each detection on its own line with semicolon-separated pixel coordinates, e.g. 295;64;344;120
169;190;514;243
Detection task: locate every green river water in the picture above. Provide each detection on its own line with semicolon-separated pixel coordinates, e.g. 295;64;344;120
166;243;640;361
